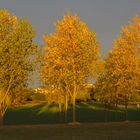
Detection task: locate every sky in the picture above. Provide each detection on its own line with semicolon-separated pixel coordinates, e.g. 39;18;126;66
0;0;140;87
1;0;140;55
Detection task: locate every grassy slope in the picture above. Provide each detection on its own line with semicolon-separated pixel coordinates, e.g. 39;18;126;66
0;122;140;140
4;102;140;125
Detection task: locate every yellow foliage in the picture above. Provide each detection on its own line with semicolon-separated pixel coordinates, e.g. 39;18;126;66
40;11;100;121
96;15;140;105
41;11;100;96
0;9;37;117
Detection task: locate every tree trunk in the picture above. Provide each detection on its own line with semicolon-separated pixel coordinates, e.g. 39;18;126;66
58;103;62;112
104;104;108;122
0;111;3;126
115;102;118;121
125;101;128;121
72;93;76;122
64;95;68;123
58;103;62;123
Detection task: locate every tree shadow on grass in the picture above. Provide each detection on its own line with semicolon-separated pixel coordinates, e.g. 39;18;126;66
4;103;64;125
4;102;140;125
75;102;126;123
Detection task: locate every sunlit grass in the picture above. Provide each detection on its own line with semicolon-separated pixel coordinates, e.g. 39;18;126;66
38;104;59;114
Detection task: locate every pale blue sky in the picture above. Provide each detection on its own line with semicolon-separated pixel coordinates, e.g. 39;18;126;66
1;0;140;55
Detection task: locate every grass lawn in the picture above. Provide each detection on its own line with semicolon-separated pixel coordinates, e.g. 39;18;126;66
4;102;140;125
0;122;140;140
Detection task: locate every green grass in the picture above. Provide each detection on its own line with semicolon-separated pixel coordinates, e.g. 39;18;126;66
4;102;140;125
2;103;140;140
1;122;140;140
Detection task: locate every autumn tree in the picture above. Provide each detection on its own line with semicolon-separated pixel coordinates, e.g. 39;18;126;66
96;16;140;120
40;12;100;123
0;9;37;125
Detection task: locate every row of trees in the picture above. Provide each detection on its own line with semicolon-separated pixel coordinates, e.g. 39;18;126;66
95;16;140;119
0;9;38;125
40;12;100;123
40;13;140;122
0;9;140;125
